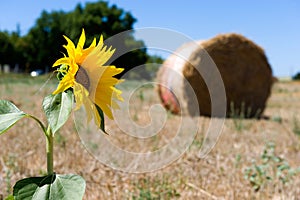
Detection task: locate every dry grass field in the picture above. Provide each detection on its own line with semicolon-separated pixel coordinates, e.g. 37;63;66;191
0;73;300;199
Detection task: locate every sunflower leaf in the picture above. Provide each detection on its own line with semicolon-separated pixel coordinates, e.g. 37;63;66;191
95;104;106;133
13;174;86;200
0;100;26;135
42;91;73;134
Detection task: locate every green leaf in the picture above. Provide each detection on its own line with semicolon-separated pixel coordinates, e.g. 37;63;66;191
277;164;290;171
4;194;14;200
13;174;86;200
42;91;73;134
0;100;26;135
95;104;106;133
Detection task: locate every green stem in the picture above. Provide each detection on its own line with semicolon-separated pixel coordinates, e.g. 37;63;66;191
46;126;54;174
25;114;53;174
26;114;47;134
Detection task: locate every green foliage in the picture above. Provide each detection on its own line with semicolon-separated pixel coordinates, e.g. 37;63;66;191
292;72;300;80
13;174;85;200
3;154;19;197
0;100;26;134
271;115;283;123
0;31;27;70
4;195;14;200
244;142;300;192
0;1;155;74
5;170;12;195
95;104;106;133
0;32;15;66
229;102;253;132
23;11;66;70
229;102;246;131
293;115;300;136
125;55;163;80
1;91;85;199
132;178;180;200
42;91;73;134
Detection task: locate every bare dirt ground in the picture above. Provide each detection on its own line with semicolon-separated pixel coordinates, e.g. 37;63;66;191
0;74;299;199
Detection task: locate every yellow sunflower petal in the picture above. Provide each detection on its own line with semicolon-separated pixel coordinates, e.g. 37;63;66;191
99;35;103;45
89;103;101;127
111;100;120;109
102;65;124;77
79;46;96;64
82;97;95;124
77;29;86;50
74;82;101;127
93;91;121;120
63;35;76;58
68;63;79;75
73;83;84;110
83;37;115;67
94;91;113;105
75;35;96;65
97;101;114;119
53;30;124;125
53;73;75;94
52;57;72;67
112;88;124;101
82;64;124;118
92;46;115;67
90;37;97;48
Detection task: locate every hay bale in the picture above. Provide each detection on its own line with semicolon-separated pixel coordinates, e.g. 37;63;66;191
158;33;273;118
157;41;201;114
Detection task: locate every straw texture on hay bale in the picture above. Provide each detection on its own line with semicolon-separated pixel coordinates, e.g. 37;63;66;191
157;41;201;114
158;33;273;118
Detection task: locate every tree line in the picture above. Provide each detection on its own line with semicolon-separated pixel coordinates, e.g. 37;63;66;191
0;1;162;79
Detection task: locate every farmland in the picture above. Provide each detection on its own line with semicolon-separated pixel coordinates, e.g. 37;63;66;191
0;73;300;199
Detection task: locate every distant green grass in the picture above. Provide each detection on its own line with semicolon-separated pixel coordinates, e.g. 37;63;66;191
0;73;57;99
0;73;57;85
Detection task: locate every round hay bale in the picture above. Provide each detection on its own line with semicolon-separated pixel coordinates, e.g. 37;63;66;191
158;33;273;118
157;41;201;114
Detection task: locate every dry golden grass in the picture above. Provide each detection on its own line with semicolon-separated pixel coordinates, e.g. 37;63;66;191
0;74;300;199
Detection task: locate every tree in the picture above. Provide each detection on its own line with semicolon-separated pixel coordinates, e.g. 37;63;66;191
0;1;163;75
22;1;149;74
292;72;300;80
0;31;14;66
24;10;66;71
62;1;148;77
9;32;28;72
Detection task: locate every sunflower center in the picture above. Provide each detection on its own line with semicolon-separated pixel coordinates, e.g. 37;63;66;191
75;66;90;90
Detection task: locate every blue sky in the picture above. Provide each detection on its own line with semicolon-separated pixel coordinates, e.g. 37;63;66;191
0;0;299;77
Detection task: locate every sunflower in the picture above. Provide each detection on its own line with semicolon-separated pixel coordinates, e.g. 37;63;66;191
53;29;124;128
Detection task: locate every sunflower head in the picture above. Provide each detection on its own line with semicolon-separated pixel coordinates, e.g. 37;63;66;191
52;29;124;132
